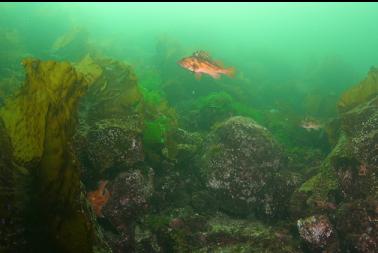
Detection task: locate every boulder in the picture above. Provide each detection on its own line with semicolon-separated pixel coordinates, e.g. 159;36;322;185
297;215;338;251
199;116;288;217
335;198;378;253
103;168;154;252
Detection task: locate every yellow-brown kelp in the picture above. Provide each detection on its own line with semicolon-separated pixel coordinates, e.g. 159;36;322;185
0;58;110;253
338;67;378;112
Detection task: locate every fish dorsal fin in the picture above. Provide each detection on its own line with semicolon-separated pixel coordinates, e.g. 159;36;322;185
193;50;212;61
213;60;224;68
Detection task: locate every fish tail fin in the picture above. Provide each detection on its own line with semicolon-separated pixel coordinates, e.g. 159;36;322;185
224;67;236;78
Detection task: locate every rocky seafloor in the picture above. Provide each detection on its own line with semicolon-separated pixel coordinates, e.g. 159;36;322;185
0;29;377;253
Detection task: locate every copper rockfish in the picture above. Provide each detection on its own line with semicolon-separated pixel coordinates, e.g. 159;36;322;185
178;50;236;79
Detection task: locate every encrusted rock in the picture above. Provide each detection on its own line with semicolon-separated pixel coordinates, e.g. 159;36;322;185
297;215;338;250
103;168;154;252
200;116;287;217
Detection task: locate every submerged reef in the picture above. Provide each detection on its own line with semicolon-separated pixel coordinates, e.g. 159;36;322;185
0;31;376;253
290;68;378;252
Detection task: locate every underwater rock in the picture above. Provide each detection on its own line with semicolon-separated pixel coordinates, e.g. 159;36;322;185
199;116;287;217
194;213;301;253
293;99;378;208
133;209;301;253
338;66;378;112
171;128;203;164
290;135;344;220
81;118;144;180
134;208;209;253
340;95;378;136
74;56;145;180
102;168;154;252
104;169;154;221
335;198;378;253
293;72;378;252
297;215;338;251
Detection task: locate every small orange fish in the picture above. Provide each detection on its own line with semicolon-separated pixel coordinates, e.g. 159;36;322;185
178;50;235;80
87;180;110;217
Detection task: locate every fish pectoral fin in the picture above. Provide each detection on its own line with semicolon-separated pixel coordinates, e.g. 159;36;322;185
195;72;202;80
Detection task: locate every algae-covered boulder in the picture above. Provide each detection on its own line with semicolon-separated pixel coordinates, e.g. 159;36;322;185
136;211;301;253
289;134;349;222
340;95;378;182
335;198;378;253
291;70;378;252
103;169;154;252
199;116;287;217
338;66;378;112
76;118;144;182
74;56;145;181
194;213;301;253
297;215;339;252
0;58;111;253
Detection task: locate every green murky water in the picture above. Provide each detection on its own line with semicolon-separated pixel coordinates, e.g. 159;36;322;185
0;3;377;253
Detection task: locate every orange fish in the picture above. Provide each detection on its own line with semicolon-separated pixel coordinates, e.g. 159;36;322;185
87;180;110;217
178;50;236;80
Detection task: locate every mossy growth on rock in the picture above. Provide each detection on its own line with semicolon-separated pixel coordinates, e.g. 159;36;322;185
199;116;289;218
297;136;343;200
193;213;301;253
